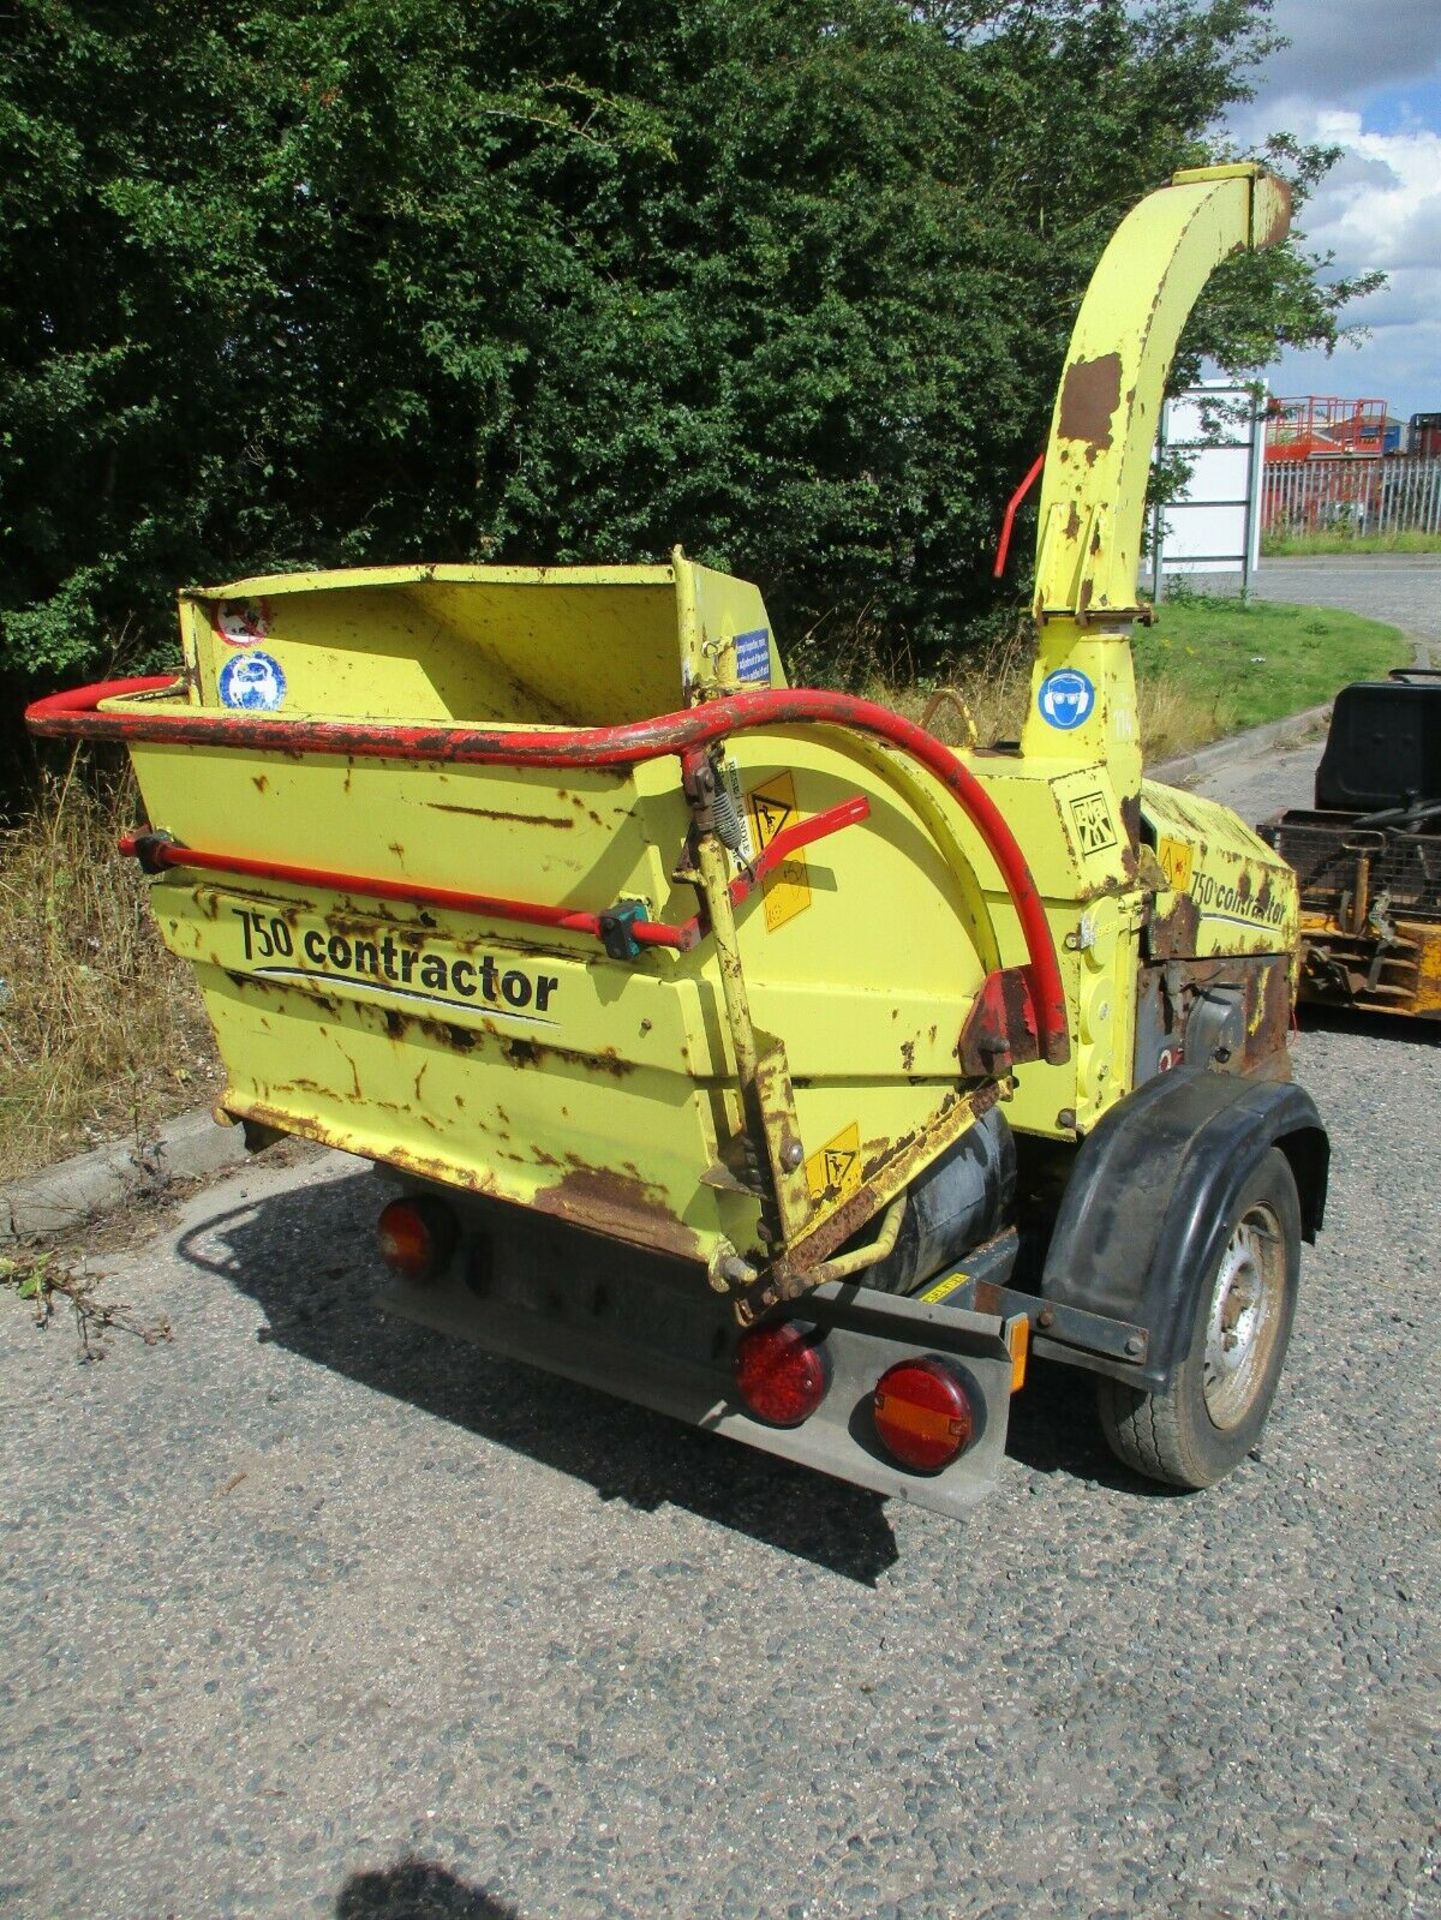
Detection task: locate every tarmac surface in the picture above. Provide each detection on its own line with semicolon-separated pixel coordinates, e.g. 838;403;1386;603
3;558;1439;1920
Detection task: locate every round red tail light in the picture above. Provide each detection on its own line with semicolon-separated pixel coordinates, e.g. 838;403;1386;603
377;1195;457;1281
734;1322;831;1428
872;1358;974;1472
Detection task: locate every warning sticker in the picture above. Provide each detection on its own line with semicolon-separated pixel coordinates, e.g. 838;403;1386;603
804;1122;862;1209
1156;835;1195;893
214;598;271;647
1069;790;1117;857
746;771;810;931
918;1271;969;1305
732;627;772;684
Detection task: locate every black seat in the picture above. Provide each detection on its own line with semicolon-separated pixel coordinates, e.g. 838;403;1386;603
1314;673;1441;814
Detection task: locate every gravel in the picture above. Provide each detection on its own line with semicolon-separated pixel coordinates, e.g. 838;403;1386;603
2;559;1438;1920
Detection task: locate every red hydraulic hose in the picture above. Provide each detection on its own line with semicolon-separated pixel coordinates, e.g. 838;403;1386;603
28;677;1068;1061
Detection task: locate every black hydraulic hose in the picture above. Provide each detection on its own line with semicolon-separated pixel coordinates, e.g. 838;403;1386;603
1348;798;1441;833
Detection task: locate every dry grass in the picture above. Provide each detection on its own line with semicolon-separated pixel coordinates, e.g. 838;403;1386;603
860;624;1220;764
0;761;222;1181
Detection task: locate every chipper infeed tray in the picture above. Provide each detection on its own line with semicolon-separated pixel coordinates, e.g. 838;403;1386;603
33;558;1064;1328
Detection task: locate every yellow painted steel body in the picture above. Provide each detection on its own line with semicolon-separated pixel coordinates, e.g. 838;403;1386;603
92;163;1303;1293
120;560;1006;1293
1297;910;1441;1018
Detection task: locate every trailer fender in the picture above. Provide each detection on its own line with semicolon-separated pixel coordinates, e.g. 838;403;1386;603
1040;1067;1328;1392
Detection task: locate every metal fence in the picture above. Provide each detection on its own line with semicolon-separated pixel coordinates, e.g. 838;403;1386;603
1263;457;1441;539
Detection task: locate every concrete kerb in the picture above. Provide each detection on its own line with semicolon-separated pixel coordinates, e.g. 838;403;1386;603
2;1106;250;1243
1146;698;1335;789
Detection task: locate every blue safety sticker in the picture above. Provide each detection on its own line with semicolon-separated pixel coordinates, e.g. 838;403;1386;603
1037;667;1096;731
219;651;287;712
733;627;772;684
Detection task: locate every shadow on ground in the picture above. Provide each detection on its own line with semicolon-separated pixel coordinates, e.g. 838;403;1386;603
1298;1001;1441;1046
338;1856;518;1919
178;1163;1154;1581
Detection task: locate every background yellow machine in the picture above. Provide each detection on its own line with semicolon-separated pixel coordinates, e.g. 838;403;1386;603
1261;666;1441;1019
30;165;1328;1514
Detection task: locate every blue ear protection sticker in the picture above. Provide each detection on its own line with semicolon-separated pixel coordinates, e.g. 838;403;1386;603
1037;667;1096;731
219;651;287;712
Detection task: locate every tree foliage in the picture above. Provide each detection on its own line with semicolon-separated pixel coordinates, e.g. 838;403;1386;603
1;0;1376;690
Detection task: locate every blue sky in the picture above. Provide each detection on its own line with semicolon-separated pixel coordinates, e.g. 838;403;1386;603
1224;0;1441;421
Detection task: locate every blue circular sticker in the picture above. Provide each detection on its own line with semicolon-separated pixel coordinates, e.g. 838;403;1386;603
1037;667;1096;731
219;651;287;712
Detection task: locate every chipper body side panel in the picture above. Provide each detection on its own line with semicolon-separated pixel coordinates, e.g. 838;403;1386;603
134;715;1000;1279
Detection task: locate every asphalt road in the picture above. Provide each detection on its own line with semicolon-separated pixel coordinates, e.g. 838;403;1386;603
4;561;1439;1920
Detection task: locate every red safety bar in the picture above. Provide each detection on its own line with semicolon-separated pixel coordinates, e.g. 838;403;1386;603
28;677;1068;1061
993;453;1045;580
116;793;872;956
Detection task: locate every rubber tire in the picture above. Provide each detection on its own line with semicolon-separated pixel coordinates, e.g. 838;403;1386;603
1095;1147;1301;1490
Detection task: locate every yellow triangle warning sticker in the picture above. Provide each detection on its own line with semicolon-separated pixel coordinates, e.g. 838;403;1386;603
805;1122;862;1208
750;793;793;847
746;772;810;930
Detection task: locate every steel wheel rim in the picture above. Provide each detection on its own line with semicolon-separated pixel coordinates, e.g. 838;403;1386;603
1202;1201;1285;1430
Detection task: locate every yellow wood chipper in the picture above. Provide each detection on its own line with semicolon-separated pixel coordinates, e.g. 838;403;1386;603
30;165;1329;1515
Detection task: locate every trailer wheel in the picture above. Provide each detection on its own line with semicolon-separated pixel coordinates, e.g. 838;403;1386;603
1095;1148;1300;1489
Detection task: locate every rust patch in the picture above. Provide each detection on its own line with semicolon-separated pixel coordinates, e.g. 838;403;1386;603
1146;889;1201;960
1058;352;1122;449
741;1086;990;1319
426;802;575;829
252;774;268;793
1119;792;1141;854
589;1046;637;1080
1263;179;1293;248
900;1039;915;1073
531;1165;700;1263
1065;503;1082;542
955;967;1041;1077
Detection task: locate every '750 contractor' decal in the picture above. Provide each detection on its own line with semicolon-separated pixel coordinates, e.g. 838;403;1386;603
225;905;559;1021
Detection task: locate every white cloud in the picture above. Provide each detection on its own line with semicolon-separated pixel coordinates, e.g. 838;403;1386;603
1243;109;1441;417
1221;4;1441;418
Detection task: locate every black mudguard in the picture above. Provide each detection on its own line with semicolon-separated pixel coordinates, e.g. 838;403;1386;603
1040;1068;1329;1393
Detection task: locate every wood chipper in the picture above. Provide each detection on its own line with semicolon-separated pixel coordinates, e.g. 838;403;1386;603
29;165;1329;1516
1259;666;1441;1019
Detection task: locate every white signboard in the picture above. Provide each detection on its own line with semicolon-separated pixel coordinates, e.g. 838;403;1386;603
1149;381;1265;592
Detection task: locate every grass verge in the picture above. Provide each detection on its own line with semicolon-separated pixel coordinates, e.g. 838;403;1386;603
0;763;223;1181
0;593;1407;1182
1262;530;1441;557
1135;594;1408;741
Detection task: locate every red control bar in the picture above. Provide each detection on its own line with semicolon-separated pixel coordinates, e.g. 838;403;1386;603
30;677;1067;1060
116;793;873;956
